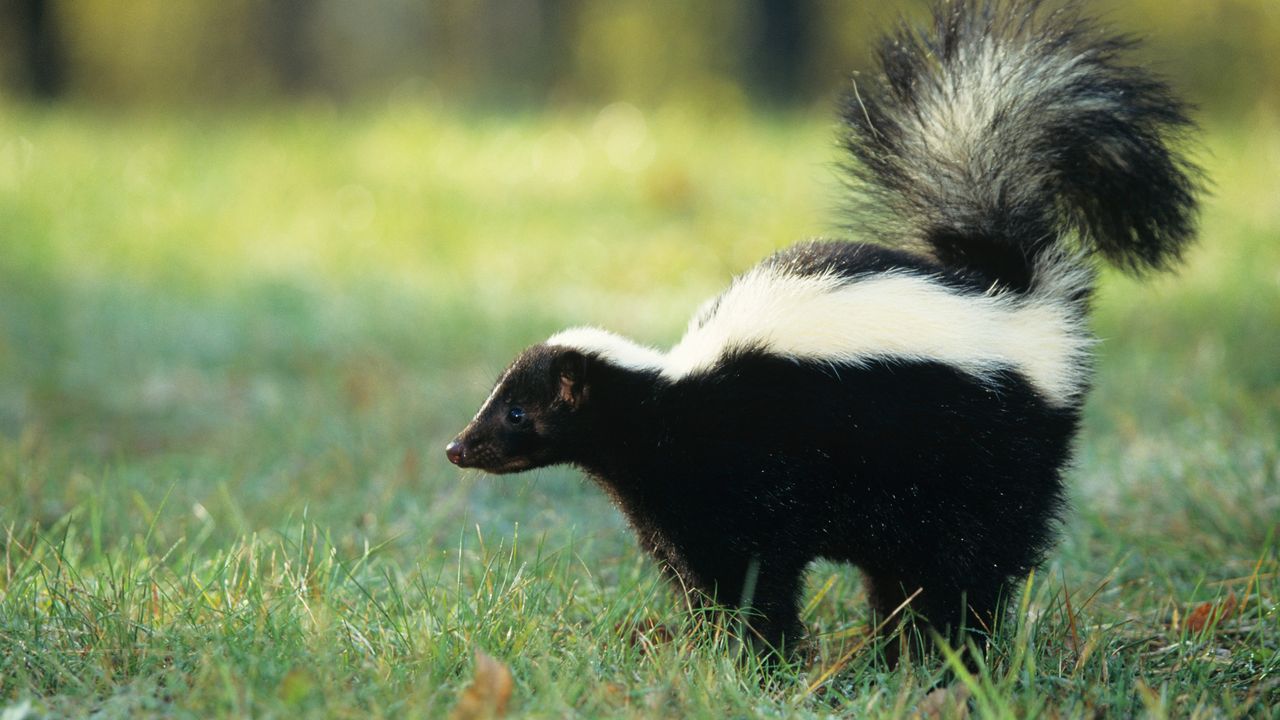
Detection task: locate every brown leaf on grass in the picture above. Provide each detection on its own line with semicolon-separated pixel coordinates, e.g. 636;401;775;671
616;618;675;654
915;684;972;720
601;682;630;706
1184;592;1239;634
449;648;513;720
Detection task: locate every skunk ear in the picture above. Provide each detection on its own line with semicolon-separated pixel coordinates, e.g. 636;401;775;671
551;350;589;407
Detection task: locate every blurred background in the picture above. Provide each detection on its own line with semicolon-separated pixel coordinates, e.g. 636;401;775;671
1;0;1277;110
1;0;1278;541
1;0;1277;544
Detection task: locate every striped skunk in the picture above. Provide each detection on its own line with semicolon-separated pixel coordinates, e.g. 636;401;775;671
446;0;1200;660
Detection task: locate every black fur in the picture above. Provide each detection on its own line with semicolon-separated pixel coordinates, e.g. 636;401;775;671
447;0;1200;663
451;342;1075;658
764;239;992;293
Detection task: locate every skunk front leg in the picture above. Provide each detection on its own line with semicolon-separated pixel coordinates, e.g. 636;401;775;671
698;554;806;658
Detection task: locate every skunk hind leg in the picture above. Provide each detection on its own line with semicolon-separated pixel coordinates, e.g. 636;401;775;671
864;571;1005;669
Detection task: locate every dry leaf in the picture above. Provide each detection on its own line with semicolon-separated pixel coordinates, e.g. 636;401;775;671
601;682;629;706
916;684;972;720
1184;592;1239;634
449;648;513;720
616;618;674;654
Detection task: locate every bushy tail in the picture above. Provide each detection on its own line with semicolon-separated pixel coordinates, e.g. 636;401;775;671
840;0;1202;291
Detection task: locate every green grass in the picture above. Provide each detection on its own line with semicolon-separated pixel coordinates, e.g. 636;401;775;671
0;102;1277;718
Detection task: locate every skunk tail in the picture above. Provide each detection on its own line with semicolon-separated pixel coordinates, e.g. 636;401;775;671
840;0;1202;292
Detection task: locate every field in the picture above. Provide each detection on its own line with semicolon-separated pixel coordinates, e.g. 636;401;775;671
0;103;1277;718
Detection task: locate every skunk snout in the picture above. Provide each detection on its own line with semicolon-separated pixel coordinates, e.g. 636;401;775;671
445;439;466;466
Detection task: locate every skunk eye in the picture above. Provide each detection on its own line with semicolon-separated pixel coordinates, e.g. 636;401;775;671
506;407;526;424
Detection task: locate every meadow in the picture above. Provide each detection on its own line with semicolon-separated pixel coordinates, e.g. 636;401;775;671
0;101;1277;717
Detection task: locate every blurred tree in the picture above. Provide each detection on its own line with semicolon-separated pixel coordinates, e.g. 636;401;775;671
425;0;579;104
4;0;66;99
743;0;812;104
258;0;318;96
538;0;578;100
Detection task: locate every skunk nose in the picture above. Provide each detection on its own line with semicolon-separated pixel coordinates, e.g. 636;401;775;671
445;440;465;466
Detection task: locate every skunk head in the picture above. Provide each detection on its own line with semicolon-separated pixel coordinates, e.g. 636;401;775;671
446;344;591;474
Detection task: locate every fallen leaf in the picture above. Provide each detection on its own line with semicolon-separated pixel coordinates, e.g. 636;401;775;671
916;684;972;720
449;648;513;720
1184;592;1239;634
616;618;674;654
601;682;629;705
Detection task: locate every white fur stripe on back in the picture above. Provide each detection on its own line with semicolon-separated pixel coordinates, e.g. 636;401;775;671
548;264;1092;406
546;326;666;372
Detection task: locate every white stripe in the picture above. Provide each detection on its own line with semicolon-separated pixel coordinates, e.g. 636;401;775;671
548;264;1092;407
472;365;513;422
545;327;665;372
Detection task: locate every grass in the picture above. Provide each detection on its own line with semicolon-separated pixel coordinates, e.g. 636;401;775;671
0;100;1277;718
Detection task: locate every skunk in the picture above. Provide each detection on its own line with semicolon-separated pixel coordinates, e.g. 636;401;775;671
446;0;1200;660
